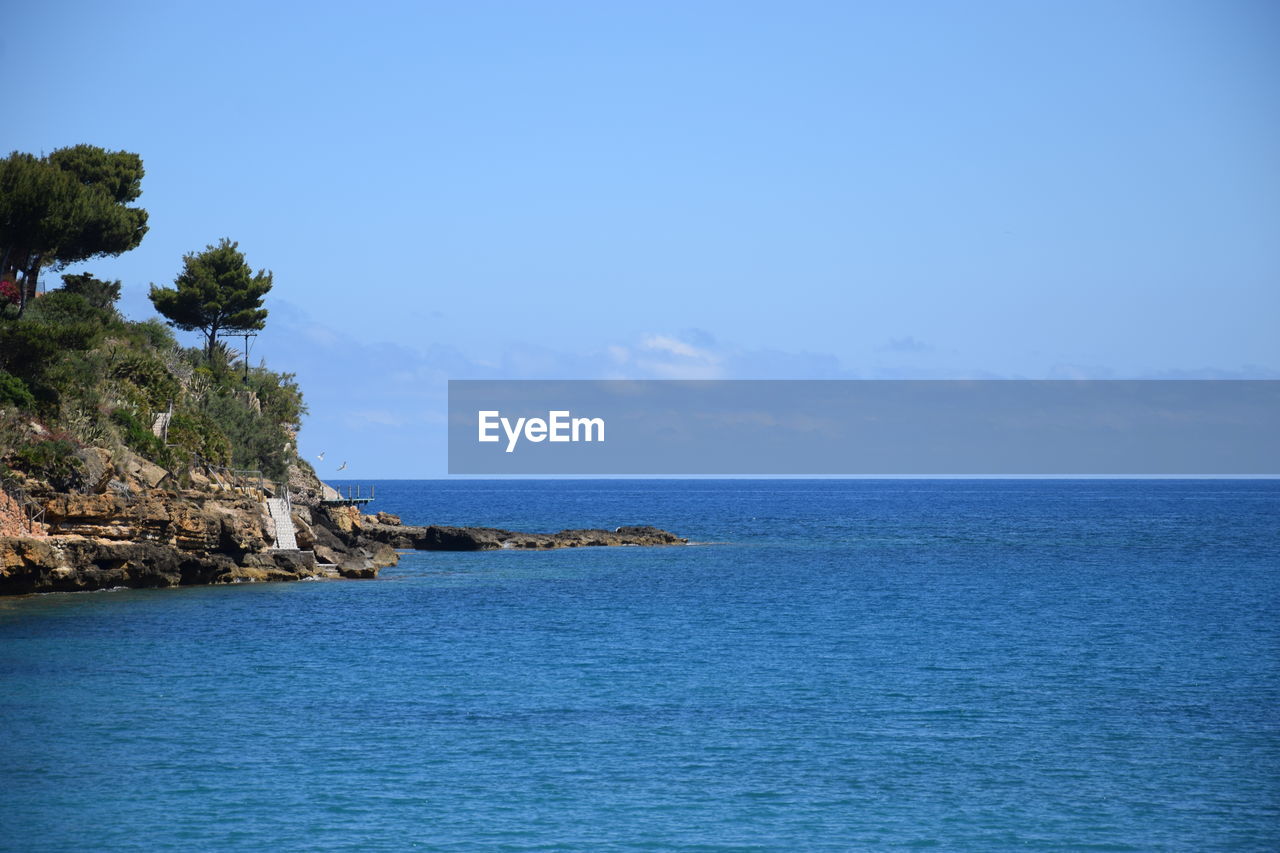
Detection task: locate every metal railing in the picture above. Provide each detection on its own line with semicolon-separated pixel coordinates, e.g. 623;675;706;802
1;477;46;534
320;483;375;503
197;461;293;513
198;460;266;495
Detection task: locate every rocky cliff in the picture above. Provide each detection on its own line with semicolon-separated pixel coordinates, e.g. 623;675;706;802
0;451;392;595
0;451;686;596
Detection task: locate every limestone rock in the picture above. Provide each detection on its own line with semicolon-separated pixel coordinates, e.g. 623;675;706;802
286;459;328;508
42;490;271;555
4;459;676;594
338;550;377;578
291;511;316;550
323;505;358;535
119;450;171;489
366;542;398;567
75;447;114;494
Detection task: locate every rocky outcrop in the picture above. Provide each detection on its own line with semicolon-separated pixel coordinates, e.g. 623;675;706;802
357;522;687;551
0;534;318;595
1;454;684;595
42;491;272;555
0;474;398;594
1;488;46;537
75;447;115;494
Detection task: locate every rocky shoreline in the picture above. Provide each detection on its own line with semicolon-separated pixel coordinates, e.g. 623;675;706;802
357;517;687;551
0;460;686;596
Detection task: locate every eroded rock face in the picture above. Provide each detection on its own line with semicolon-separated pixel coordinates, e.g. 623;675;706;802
322;504;361;535
0;490;44;537
42;491;272;555
0;485;362;595
291;510;317;550
0;534;318;595
286;459;328;508
75;447;114;494
124;454;170;489
2;458;681;595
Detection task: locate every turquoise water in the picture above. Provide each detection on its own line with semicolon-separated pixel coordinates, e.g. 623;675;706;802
1;480;1277;850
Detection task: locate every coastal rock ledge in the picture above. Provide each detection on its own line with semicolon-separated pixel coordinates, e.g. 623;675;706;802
359;523;688;551
0;478;687;595
0;535;317;595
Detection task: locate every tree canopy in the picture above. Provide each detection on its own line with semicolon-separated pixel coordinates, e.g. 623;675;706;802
0;144;304;490
0;145;148;312
60;272;123;312
149;238;272;360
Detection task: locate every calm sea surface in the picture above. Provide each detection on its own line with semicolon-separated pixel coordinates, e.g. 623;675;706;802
1;480;1277;851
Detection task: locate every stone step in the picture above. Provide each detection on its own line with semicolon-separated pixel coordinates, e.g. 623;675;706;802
264;497;298;550
151;411;171;438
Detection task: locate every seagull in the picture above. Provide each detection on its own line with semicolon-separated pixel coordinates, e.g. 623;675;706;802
336;461;348;471
316;451;326;461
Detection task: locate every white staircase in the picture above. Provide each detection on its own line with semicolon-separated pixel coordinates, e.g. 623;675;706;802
265;497;298;550
151;410;171;440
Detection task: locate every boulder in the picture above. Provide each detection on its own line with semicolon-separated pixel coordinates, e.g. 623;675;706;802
323;505;358;535
366;542;398;567
75;447;114;494
291;511;316;550
338;547;376;578
119;450;171;489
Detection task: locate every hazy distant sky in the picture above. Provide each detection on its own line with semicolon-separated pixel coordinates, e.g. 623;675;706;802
7;0;1278;476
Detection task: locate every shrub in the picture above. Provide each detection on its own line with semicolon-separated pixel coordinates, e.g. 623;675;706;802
0;370;35;410
60;273;122;311
22;290;110;332
11;438;84;492
107;348;180;411
131;317;177;350
110;408;165;460
0;320;61;383
202;390;292;480
167;409;231;467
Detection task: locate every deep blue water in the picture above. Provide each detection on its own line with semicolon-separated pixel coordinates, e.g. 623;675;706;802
1;480;1277;851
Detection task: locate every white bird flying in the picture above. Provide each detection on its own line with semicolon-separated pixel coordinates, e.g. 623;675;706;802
316;451;326;461
337;461;348;471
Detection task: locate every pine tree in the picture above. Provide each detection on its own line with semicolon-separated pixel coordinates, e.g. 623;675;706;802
149;238;271;360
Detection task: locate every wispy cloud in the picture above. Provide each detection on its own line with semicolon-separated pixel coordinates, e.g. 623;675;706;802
245;300;1278;477
879;336;934;353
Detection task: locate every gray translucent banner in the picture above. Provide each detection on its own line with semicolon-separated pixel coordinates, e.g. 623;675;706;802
448;380;1279;475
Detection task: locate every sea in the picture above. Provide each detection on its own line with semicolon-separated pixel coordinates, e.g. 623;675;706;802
1;480;1277;851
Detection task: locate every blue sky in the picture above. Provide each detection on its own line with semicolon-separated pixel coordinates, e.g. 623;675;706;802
7;0;1278;476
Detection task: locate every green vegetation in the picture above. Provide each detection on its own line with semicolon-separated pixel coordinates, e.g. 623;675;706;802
0;370;36;410
0;146;306;490
0;145;148;313
149;238;272;360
